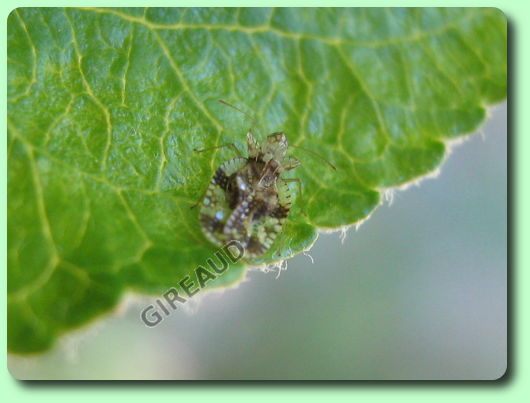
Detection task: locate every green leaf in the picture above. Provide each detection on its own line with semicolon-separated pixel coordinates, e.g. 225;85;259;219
7;7;506;353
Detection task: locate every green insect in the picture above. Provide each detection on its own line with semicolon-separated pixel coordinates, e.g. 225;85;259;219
195;100;335;258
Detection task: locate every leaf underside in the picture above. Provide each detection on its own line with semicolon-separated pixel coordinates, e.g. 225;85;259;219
7;7;506;353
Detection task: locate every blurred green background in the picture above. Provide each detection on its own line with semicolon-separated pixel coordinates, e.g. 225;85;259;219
8;103;506;380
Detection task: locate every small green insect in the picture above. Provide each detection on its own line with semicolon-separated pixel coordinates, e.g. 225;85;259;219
195;100;335;258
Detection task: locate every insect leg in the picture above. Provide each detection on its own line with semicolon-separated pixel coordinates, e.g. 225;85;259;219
281;177;306;216
247;129;260;159
281;178;302;197
190;188;207;209
194;143;243;158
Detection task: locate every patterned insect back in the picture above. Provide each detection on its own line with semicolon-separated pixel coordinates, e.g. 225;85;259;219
199;131;300;258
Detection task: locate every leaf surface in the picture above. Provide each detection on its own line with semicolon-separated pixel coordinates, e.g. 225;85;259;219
7;7;506;352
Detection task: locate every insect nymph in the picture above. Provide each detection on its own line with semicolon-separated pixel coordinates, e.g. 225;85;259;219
197;100;334;258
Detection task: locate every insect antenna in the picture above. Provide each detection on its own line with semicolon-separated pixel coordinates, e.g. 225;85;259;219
218;100;336;170
219;99;256;123
291;144;337;171
218;99;265;134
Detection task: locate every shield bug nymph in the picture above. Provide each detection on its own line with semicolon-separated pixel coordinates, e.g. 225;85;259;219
195;100;335;258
